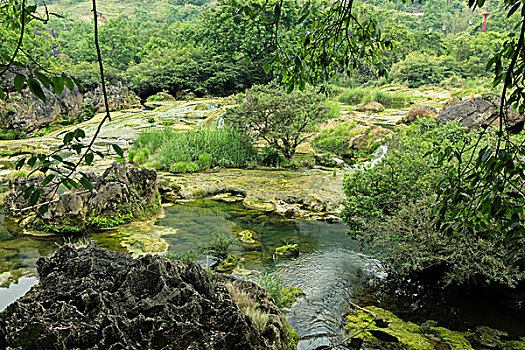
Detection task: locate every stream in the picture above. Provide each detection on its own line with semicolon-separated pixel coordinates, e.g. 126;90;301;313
1;101;524;348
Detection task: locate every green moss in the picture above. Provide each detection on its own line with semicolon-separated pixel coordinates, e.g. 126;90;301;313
275;244;299;258
345;306;433;349
285;321;299;350
430;327;473;349
87;213;134;229
281;286;305;308
215;254;239;273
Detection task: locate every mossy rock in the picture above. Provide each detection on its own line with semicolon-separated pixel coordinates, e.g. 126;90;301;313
281;286;306;308
243;199;275;212
211;193;244;203
236;229;262;249
275;244;299;258
0;271;11;288
215;254;240;273
345;306;472;350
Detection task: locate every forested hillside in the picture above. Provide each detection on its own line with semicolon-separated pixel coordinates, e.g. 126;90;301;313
6;0;516;99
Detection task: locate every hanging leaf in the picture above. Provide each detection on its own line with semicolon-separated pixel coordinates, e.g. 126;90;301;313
80;176;93;191
35;71;51;89
85;152;94;166
112;144;124;157
52;76;64;95
14;74;25;92
27;78;46;102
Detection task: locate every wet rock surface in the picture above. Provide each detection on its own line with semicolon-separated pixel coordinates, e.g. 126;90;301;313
161;168;346;220
437;93;524;132
0;242;295;350
4;162;159;233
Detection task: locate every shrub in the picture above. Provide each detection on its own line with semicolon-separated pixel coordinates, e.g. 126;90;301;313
337;87;410;108
169;161;200;173
164;250;200;264
342;119;525;286
198;153;213;170
227;82;330;161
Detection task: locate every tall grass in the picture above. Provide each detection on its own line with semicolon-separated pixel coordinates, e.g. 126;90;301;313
338;87;410;108
132;127;258;171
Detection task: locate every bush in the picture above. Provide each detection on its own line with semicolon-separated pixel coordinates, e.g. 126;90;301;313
169;161;200;173
340;119;525;285
311;121;359;155
390;52;457;88
227;82;330;161
198;153;212;170
199;233;236;260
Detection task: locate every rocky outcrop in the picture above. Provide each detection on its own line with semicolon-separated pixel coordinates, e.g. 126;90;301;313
160;169;345;221
359;101;385;113
399;105;437;124
0;242;297;350
0;84;84;135
5;162;159;233
437;93;524;132
84;82;140;112
0;78;140;136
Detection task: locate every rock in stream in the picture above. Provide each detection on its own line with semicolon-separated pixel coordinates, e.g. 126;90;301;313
0;242;297;350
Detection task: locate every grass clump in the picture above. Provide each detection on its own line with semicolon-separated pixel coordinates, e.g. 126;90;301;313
131;127;257;172
257;272;304;308
164;249;200;264
337;87;410;108
199;233;236;260
225;282;270;332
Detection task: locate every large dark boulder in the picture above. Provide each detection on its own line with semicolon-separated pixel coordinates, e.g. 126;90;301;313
0;242;295;349
4;162;159;233
437;93;524;133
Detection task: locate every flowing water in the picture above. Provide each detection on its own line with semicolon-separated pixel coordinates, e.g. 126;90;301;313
2;199;525;348
1;101;524;348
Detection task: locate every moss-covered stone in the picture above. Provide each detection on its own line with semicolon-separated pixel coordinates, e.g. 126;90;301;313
429;327;473;349
236;229;262;249
281;286;305;308
275;244;299;258
345;306;439;349
243;199;275;212
215;254;240;273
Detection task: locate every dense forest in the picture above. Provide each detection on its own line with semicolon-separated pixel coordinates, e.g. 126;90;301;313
1;0;520;98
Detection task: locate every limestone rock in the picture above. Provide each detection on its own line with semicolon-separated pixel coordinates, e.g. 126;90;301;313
275;244;299;258
442;96;461;110
0;243;296;350
361;102;385;113
83;82;140;112
5;162;159;233
236;229;262;249
437;93;524;133
400;106;438;124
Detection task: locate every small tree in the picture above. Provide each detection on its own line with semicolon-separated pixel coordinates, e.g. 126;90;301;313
227;83;329;161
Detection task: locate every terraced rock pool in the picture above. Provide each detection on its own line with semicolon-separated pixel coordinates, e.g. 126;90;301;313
1;199;524;349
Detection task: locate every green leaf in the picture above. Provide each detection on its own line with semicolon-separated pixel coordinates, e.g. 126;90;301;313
85;152;94;166
35;71;51;89
15;157;25;170
63;132;74;145
112;144;124;157
62;73;75;91
263;63;271;75
27;78;46;102
27;156;37;167
42;174;55;187
14;74;25;92
80;176;93;191
0;87;5;100
52;76;64;95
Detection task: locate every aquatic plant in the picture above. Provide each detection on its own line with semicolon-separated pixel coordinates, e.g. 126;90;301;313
165;250;200;264
199;233;236;260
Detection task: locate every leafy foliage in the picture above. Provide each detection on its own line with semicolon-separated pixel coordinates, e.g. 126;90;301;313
227;83;330;161
343;119;524;285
